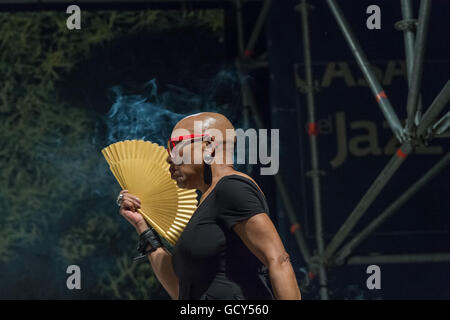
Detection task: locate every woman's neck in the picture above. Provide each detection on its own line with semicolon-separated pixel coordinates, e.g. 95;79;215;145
198;164;235;195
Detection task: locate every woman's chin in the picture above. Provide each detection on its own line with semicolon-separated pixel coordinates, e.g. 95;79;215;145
175;176;185;188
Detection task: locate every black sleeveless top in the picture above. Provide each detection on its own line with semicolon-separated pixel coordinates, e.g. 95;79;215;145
171;174;275;300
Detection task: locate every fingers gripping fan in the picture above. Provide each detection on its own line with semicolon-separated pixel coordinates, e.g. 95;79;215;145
101;140;198;246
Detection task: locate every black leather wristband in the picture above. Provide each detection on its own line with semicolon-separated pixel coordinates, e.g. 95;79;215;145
134;227;163;261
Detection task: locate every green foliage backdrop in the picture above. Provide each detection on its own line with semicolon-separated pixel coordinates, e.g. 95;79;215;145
0;8;223;299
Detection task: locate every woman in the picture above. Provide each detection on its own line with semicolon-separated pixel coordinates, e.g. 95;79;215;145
118;112;301;300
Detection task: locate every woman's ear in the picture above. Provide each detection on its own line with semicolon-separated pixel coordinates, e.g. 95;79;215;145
206;136;216;155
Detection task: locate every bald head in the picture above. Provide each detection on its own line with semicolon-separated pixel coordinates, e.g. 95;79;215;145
169;112;236;166
172;112;236;145
167;112;237;189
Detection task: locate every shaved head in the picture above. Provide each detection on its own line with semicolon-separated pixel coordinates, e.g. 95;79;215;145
167;112;236;189
172;112;236;144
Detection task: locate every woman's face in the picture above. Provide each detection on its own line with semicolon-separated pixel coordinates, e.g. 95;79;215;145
167;136;206;189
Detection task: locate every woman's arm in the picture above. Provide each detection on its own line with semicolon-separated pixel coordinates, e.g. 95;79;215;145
136;222;180;300
118;189;179;300
233;213;302;300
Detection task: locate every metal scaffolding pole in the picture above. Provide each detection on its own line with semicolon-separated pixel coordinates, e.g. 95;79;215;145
235;0;253;174
323;141;414;261
431;111;450;137
347;253;450;265
297;0;328;300
234;2;312;264
416;79;450;138
332;152;450;265
322;0;447;263
244;0;271;57
397;0;424;125
232;0;448;296
325;0;405;143
399;0;416;81
405;0;431;136
318;78;449;275
236;62;312;264
323;78;449;263
235;0;245;56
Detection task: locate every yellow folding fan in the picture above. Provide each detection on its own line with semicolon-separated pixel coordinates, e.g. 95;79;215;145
101;139;198;246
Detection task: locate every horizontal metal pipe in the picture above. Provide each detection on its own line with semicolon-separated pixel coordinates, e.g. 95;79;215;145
347;253;450;265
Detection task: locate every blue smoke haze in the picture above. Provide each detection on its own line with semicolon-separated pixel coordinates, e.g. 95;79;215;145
101;67;253;176
105;71;246;147
104;70;256;174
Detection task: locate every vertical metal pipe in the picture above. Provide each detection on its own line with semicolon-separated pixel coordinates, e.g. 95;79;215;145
332;153;450;265
243;104;252;174
298;0;328;300
236;59;313;264
405;0;432;135
400;0;415;78
325;0;404;142
323;141;414;261
235;3;312;264
399;0;424;125
235;0;252;174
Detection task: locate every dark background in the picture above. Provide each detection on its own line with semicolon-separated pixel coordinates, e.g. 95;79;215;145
0;0;448;299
